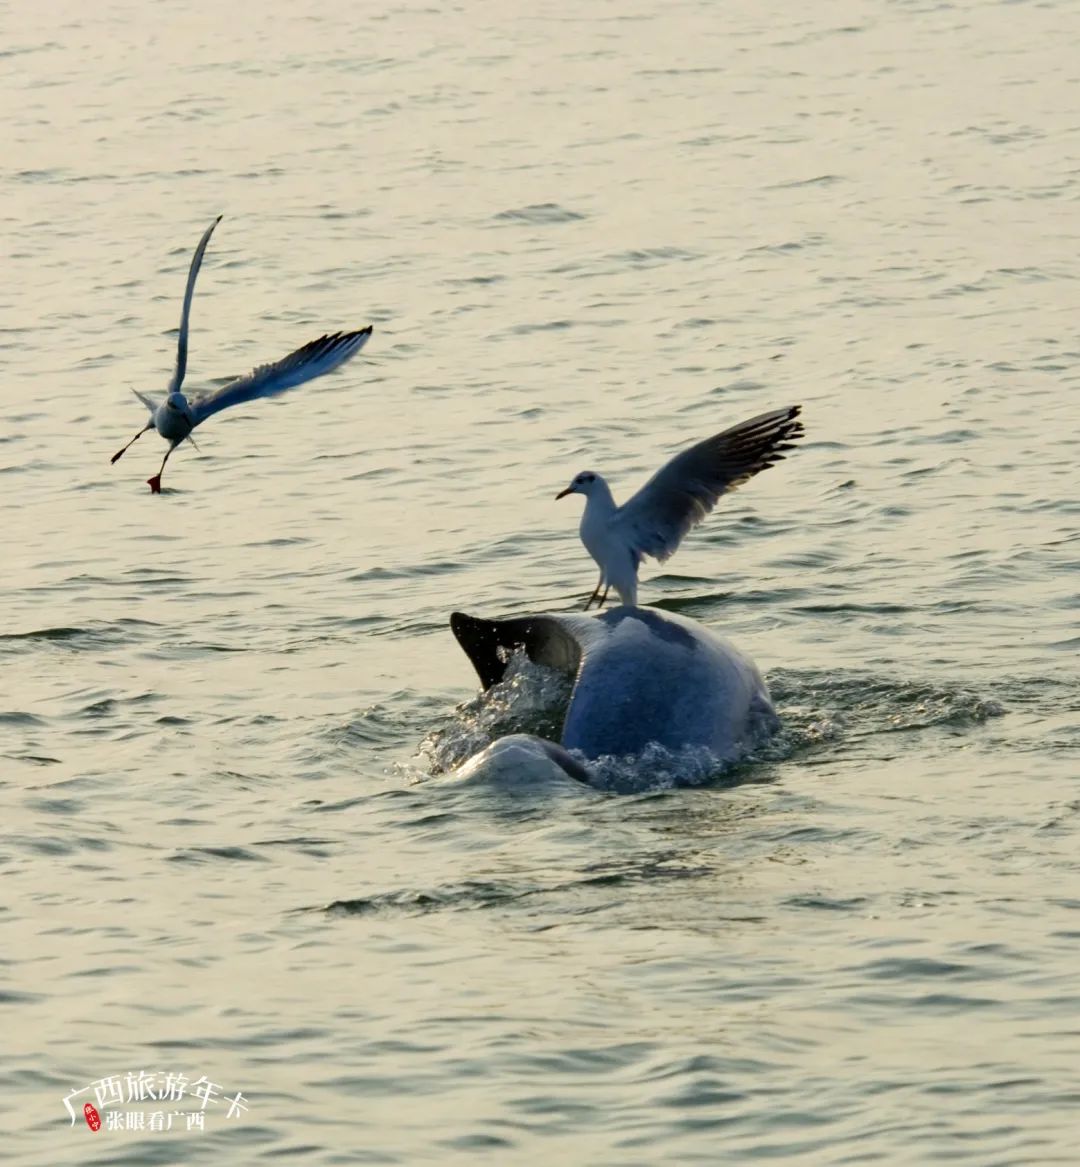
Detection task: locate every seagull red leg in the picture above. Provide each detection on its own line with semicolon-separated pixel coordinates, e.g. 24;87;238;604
147;444;176;494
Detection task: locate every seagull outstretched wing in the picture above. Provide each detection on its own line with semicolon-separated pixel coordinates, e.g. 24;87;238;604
190;327;372;425
169;215;222;395
613;405;804;564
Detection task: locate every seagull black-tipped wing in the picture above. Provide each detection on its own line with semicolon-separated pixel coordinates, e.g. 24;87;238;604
613;405;804;563
169;216;222;395
190;327;372;425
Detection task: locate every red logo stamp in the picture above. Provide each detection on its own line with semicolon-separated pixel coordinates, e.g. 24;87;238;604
84;1104;101;1132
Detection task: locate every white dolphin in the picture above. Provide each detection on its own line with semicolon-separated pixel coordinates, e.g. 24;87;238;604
449;605;780;787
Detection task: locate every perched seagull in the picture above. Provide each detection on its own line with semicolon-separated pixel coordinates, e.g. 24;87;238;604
556;405;804;609
111;216;373;493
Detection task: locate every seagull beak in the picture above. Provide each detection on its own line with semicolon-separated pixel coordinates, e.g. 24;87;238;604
555;485;574;500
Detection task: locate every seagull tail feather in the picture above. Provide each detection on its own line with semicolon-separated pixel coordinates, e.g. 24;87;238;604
131;389;159;414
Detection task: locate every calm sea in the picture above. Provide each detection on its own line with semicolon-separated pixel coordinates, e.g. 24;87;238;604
3;0;1078;1162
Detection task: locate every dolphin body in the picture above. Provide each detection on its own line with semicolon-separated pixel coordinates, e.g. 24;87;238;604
449;605;779;787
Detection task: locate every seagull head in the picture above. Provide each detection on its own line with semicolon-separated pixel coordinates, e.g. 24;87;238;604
556;470;603;500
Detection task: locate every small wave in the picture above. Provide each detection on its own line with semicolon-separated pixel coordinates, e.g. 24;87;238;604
606;246;700;267
493;203;586;224
322;880;527;918
168;846;269;864
0;619;159;649
0;711;46;726
322;856;717;919
768;670;1006;740
3;752;61;766
763;173;844;190
508;319;573;335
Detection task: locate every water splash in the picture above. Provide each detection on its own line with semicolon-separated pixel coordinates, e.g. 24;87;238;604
416;649;572;776
416;660;1007;794
577;741;734;795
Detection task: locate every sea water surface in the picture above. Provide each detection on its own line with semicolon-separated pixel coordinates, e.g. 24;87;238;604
2;0;1079;1162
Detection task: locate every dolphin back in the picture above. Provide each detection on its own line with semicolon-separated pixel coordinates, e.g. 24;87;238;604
562;607;777;761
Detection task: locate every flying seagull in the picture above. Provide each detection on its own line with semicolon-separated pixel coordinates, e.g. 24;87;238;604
556;405;804;608
111;216;372;493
